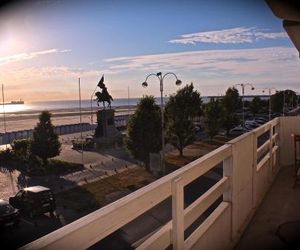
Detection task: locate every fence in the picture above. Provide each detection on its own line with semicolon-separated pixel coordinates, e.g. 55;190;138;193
0;115;130;145
20;116;291;250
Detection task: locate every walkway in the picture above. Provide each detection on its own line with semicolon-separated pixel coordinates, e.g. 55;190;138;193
235;165;300;249
0;131;139;200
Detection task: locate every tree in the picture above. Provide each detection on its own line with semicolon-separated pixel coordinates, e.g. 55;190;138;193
222;87;240;136
223;87;241;113
284;89;297;109
204;98;223;140
249;96;262;118
126;96;161;170
12;139;31;160
271;90;296;113
31;111;61;164
165;83;202;156
271;91;284;113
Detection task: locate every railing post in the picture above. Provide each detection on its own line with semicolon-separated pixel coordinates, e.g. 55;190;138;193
223;155;233;240
268;124;273;183
225;133;254;243
252;131;257;208
172;177;184;250
274;121;280;172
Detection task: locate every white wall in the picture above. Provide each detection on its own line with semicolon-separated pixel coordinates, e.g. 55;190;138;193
279;116;300;166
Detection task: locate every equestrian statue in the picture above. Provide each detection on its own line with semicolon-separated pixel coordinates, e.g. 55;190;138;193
95;75;113;109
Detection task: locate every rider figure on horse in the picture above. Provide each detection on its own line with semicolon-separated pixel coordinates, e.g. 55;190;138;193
95;75;113;109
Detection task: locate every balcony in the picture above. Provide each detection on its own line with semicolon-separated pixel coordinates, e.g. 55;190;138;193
20;116;300;250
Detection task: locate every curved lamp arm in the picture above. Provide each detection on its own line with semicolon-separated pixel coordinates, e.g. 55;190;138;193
162;72;182;86
142;73;160;87
142;72;182;87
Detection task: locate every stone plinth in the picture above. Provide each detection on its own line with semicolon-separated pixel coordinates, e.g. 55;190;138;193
94;109;122;146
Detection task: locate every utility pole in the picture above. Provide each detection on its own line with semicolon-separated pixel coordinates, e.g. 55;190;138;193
79;78;84;165
1;84;7;150
2;84;15;194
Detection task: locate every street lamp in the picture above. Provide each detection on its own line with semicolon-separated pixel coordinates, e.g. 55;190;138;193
142;72;182;175
234;83;255;127
90;86;98;127
262;88;277;121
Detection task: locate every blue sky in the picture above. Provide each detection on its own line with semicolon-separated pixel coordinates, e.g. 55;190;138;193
0;0;299;101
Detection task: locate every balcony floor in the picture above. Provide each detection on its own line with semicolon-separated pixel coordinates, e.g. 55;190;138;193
235;165;300;250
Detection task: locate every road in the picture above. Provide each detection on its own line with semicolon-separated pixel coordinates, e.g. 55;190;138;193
0;131;224;249
1;167;223;250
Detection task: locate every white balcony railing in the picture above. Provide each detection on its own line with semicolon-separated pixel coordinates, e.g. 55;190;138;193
20;117;300;250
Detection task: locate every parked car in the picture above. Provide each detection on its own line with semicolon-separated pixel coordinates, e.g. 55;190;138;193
0;199;20;228
9;186;55;218
245;124;259;131
230;125;249;135
254;119;267;125
245;120;258;125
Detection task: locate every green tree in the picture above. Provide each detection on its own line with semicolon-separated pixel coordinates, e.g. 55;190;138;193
285;89;297;109
222;87;240;136
204;98;223;140
249;96;262;118
12;139;31;160
31;111;61;164
271;90;296;113
271;91;284;113
126;96;161;170
165;83;202;156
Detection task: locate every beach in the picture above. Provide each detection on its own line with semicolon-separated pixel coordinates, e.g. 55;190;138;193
0;107;135;133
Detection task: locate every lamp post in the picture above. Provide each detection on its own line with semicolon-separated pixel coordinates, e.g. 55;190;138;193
234;83;255;127
90;85;98;127
142;72;182;175
262;87;277;121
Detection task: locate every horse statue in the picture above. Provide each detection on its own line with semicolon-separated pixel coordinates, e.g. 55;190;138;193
94;75;114;109
95;87;113;109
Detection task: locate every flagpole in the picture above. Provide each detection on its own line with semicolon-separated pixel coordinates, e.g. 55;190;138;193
2;84;15;194
90;74;104;132
127;86;130;116
2;84;7;150
79;78;83;165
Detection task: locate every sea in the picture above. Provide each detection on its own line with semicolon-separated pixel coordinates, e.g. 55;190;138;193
0;98;152;115
0;96;267;115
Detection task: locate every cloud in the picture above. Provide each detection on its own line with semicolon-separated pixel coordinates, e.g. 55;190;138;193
1;66;100;81
168;27;288;45
105;46;299;74
2;46;300;100
0;48;71;66
104;46;300;94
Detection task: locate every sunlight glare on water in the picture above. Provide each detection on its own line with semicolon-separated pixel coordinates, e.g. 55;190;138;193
0;104;30;113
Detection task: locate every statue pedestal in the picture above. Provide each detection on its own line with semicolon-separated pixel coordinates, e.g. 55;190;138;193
94;109;122;147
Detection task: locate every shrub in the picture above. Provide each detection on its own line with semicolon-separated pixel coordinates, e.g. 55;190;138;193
11;139;31;159
0;148;15;162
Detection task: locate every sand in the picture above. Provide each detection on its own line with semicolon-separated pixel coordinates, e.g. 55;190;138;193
0;107;135;133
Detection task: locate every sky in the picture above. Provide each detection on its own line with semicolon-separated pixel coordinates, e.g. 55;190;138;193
0;0;299;102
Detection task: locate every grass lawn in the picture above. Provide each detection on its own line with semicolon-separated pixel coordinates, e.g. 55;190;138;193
56;167;156;211
56;134;235;212
165;135;234;170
